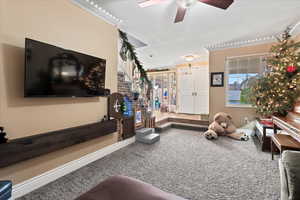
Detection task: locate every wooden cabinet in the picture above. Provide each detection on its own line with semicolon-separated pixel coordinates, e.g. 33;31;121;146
122;116;135;139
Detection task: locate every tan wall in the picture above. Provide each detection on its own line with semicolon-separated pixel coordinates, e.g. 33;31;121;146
209;34;300;127
0;0;118;184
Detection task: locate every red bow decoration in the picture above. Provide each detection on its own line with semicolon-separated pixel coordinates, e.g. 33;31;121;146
286;65;297;73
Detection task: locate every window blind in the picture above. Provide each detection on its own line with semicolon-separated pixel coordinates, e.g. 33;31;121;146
226;55;267;75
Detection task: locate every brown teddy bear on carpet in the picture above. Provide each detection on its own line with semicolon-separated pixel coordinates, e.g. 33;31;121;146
204;112;249;141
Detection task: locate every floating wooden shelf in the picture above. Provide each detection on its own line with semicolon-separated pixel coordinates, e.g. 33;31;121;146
0;119;117;168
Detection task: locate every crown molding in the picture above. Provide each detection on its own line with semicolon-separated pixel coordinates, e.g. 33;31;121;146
205;35;277;52
206;20;300;52
71;0;123;27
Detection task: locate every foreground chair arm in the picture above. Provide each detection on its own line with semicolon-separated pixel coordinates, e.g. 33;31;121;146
279;150;300;200
76;175;186;200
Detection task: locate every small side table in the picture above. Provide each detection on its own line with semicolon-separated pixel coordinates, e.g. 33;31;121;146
254;120;275;151
271;134;300;160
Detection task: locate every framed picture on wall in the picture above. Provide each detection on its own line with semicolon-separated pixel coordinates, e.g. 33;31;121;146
210;72;224;87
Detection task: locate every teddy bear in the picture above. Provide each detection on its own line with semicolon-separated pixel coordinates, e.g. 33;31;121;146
204;112;249;141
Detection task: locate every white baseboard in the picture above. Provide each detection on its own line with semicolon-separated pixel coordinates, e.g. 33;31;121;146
12;137;136;199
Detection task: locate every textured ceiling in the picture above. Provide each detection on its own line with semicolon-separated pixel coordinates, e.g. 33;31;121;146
73;0;300;69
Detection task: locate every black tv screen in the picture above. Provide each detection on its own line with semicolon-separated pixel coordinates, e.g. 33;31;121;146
24;38;106;97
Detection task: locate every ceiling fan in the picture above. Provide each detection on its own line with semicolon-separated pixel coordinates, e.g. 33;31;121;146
138;0;234;23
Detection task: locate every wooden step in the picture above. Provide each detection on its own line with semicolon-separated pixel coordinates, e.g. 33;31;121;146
171;123;208;132
156;117;209;126
168;118;209;126
155;123;172;133
155;122;208;133
155;117;169;126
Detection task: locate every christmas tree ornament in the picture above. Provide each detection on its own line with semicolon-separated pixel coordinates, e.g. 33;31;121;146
286;65;297;73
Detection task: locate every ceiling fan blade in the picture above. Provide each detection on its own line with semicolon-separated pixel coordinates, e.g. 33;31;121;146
198;0;234;9
174;6;186;23
138;0;167;8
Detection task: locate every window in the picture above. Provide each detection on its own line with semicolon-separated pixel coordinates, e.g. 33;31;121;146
225;54;267;107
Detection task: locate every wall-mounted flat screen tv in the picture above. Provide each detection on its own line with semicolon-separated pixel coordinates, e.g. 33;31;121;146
24;38;106;97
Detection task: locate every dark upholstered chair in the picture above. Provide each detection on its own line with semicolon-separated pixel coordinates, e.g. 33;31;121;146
76;175;186;200
279;151;300;200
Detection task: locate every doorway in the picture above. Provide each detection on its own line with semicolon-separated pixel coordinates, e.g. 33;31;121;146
177;65;209;114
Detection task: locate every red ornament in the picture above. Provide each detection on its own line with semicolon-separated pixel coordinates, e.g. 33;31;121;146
286;65;297;73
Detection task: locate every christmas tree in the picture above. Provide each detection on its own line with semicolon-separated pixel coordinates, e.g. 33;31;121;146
249;29;300;117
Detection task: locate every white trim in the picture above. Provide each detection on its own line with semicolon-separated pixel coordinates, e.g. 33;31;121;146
71;0;122;27
12;137;136;199
206;19;300;52
225;104;253;108
205;35;276;51
226;53;269;60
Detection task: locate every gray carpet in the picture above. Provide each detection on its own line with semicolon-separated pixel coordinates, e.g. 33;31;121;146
19;129;280;200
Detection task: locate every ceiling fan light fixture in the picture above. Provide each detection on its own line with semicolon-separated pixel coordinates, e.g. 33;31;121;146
184;55;195;62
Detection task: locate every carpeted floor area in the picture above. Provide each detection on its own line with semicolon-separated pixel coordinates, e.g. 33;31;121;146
19;129;280;200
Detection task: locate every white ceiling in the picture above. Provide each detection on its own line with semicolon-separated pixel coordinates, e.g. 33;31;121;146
74;0;300;69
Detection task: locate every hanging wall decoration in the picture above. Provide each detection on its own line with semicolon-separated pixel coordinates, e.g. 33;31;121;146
210;72;224;87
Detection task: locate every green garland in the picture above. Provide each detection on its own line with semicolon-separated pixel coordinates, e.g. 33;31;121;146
249;29;300;117
118;30;152;90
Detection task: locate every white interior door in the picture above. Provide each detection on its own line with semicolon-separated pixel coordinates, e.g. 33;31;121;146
180;92;194;114
178;68;194;114
192;66;209;114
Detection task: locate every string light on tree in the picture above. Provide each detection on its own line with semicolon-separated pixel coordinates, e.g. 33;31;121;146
249;28;300;117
